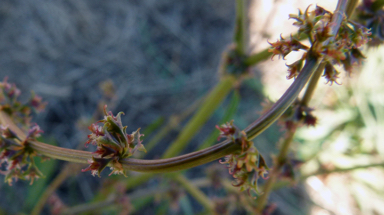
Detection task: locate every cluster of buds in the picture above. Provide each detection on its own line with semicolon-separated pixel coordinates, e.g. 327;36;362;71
0;79;47;185
82;105;146;177
0;124;44;185
217;120;269;197
0;77;47;127
355;0;384;46
277;157;304;182
268;5;371;85
278;99;317;131
261;99;317;131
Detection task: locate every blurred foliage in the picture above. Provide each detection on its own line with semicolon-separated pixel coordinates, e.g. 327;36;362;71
295;47;384;214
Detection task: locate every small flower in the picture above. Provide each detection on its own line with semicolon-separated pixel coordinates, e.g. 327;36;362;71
4;168;24;186
286;59;304;79
29;92;47;112
27;124;44;139
0;125;19;139
216;120;236;140
268;35;308;60
93;144;118;158
355;1;384;46
85;123;105;147
23;163;45;185
81;157;111;177
323;63;341;85
127;128;146;155
108;159;125;176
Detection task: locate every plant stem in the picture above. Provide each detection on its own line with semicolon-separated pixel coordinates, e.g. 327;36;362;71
143;96;203;155
174;174;215;212
244;57;320;140
243;48;271;66
234;0;247;54
0;54;321;174
162;76;235;158
346;0;359;17
254;0;349;212
300;62;325;107
255;128;296;213
31;164;82;215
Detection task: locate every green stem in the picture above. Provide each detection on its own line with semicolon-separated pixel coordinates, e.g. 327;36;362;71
0;54;321;174
243;48;271;66
345;0;359;17
31;164;82;215
255;128;296;213
162;76;235;158
199;90;240;150
143;96;203;154
300;62;325;107
244;57;320;140
234;0;246;54
174;175;215;212
254;1;349;212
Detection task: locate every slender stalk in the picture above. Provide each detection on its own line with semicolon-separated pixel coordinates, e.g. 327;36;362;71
243;48;271;66
244;57;320;140
300;62;325;107
143;96;203;154
31;164;82;215
64;177;212;214
255;1;349;212
255;128;296;213
162;76;235;158
174;174;215;212
234;0;247;54
0;54;321;174
345;0;359;17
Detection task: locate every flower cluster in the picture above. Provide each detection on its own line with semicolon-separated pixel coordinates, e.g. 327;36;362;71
0;79;47;185
278;99;317;131
0;124;44;185
217;121;269;197
277;157;304;182
269;5;371;84
268;35;309;60
82;105;146;177
0;77;47;127
261;99;317;131
355;0;384;46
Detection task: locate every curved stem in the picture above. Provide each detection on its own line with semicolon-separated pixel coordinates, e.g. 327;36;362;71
244;57;320;140
0;53;321;173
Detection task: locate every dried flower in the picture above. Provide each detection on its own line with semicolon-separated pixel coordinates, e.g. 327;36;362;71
218;121;269;197
82;105;146;176
268;35;308;60
272;5;371;86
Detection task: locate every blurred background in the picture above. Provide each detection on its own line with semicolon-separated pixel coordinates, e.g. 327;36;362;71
0;0;384;214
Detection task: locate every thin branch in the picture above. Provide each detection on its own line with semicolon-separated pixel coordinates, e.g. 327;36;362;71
234;0;247;54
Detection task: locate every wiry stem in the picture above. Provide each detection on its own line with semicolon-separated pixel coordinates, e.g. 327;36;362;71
0;53;322;174
255;0;349;212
